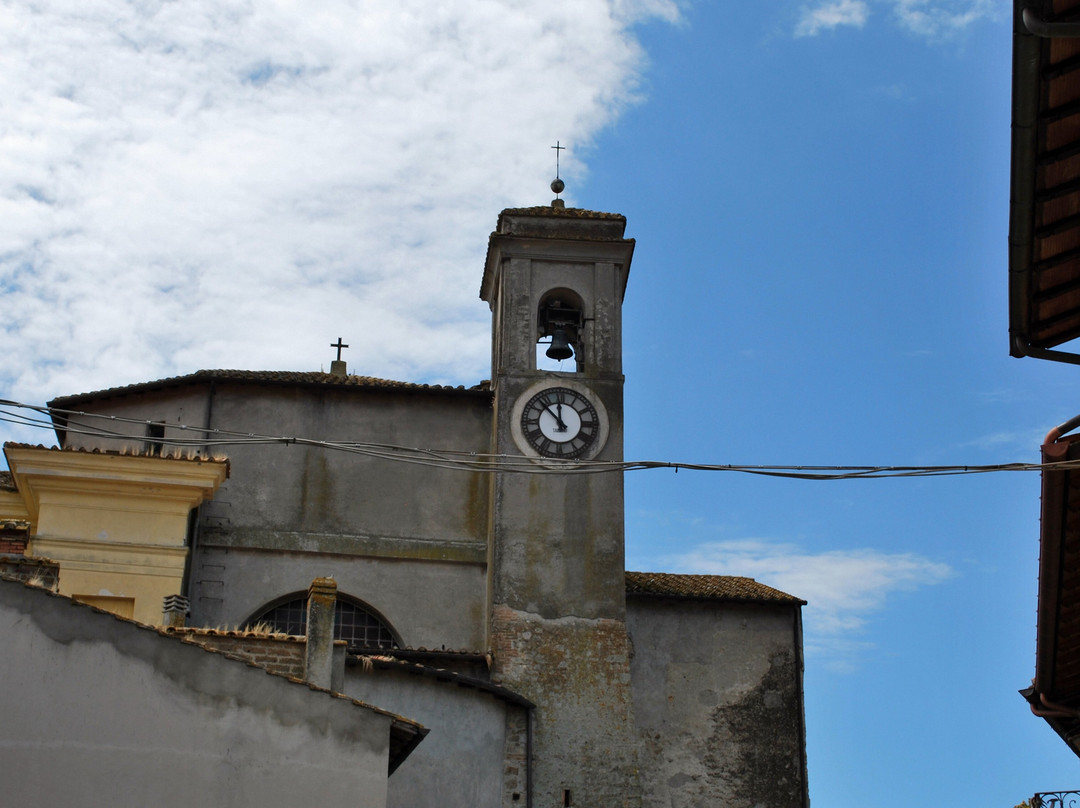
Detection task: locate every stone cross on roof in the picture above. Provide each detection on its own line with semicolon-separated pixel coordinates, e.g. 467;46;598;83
329;338;349;378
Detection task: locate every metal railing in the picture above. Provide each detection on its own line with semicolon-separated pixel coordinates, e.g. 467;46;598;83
1033;791;1080;808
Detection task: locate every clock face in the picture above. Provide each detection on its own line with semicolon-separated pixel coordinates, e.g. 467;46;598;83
520;387;600;459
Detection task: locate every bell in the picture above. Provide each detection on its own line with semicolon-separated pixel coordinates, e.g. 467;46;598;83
546;328;574;361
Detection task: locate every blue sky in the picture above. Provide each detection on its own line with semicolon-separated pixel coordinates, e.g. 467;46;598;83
595;2;1078;804
2;0;1076;804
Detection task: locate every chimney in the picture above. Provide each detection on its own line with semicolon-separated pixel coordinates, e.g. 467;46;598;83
162;594;189;628
305;577;340;689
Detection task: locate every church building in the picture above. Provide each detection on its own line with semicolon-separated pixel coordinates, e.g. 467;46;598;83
2;203;808;806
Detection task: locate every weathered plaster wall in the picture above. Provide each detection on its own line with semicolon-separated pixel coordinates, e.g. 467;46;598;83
201;386;490;543
60;387;213;457
627;597;808;808
58;383;492;641
488;374;626;622
0;578;395;808
344;663;516;808
193;546;486;649
61;383;491;547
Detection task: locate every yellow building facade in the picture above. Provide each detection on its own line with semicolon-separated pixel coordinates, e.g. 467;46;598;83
2;444;227;624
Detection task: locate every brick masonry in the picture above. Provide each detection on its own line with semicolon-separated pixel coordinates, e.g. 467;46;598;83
173;632;307;680
501;704;529;806
490;604;641;808
0;556;58;589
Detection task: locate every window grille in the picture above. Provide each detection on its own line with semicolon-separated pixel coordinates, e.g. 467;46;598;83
251;596;398;650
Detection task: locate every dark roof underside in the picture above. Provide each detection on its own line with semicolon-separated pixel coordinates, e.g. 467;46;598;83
1010;0;1080;361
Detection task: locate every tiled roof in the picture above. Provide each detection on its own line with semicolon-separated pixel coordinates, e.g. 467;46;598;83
383;646;489;660
0;472;13;492
498;206;627;221
48;369;491;407
354;654;534;709
4;442;230;470
625;571;804;604
162;626;305;642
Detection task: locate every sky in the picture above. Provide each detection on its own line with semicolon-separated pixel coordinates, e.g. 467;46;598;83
1;0;1076;805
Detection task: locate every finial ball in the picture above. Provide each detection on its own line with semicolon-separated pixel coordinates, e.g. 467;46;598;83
550;178;565;194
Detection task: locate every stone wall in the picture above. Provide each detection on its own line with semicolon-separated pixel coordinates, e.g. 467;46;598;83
627;597;808;808
490;604;641;808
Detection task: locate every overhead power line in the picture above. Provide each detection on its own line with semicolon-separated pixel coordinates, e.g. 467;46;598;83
0;398;1066;481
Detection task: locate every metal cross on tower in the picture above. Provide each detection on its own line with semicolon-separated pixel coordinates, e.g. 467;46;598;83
551;141;565;179
330;337;349;362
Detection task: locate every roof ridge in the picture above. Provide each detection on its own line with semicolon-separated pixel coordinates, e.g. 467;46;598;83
0;573;425;727
47;369;492;406
625;570;804;604
353;652;534;708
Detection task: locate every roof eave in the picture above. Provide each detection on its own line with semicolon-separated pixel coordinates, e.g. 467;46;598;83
1009;0;1042;358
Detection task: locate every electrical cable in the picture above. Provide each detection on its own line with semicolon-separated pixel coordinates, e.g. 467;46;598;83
0;398;1070;480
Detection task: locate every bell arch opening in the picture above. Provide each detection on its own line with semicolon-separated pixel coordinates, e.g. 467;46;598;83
536;288;584;372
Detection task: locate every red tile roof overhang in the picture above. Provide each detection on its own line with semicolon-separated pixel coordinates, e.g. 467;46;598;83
625;571;805;605
1027;432;1080;754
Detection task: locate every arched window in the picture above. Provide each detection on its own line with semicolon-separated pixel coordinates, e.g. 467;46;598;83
247;593;400;650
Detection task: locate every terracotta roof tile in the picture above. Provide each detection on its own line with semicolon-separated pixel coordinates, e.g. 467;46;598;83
48;369;491;407
4;442;229;470
480;205;634;301
353;654;534;709
498;206;627;221
162;626;305;642
625;571;804;604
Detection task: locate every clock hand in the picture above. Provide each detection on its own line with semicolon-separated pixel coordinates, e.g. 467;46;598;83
550;404;568;432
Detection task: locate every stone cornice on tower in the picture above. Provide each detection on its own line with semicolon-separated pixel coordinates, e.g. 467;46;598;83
480;207;635;303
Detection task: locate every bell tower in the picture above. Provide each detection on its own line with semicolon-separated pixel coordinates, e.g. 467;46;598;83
480;203;639;806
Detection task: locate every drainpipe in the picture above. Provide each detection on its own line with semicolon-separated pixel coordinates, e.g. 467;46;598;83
794;606;809;808
1044;413;1080;445
526;706;534;808
184;380;217;603
1022;7;1080;37
1030;692;1080;718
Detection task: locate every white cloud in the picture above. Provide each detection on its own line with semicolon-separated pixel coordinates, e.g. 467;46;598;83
892;0;998;38
0;0;677;444
666;538;953;669
793;0;998;39
795;0;869;37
